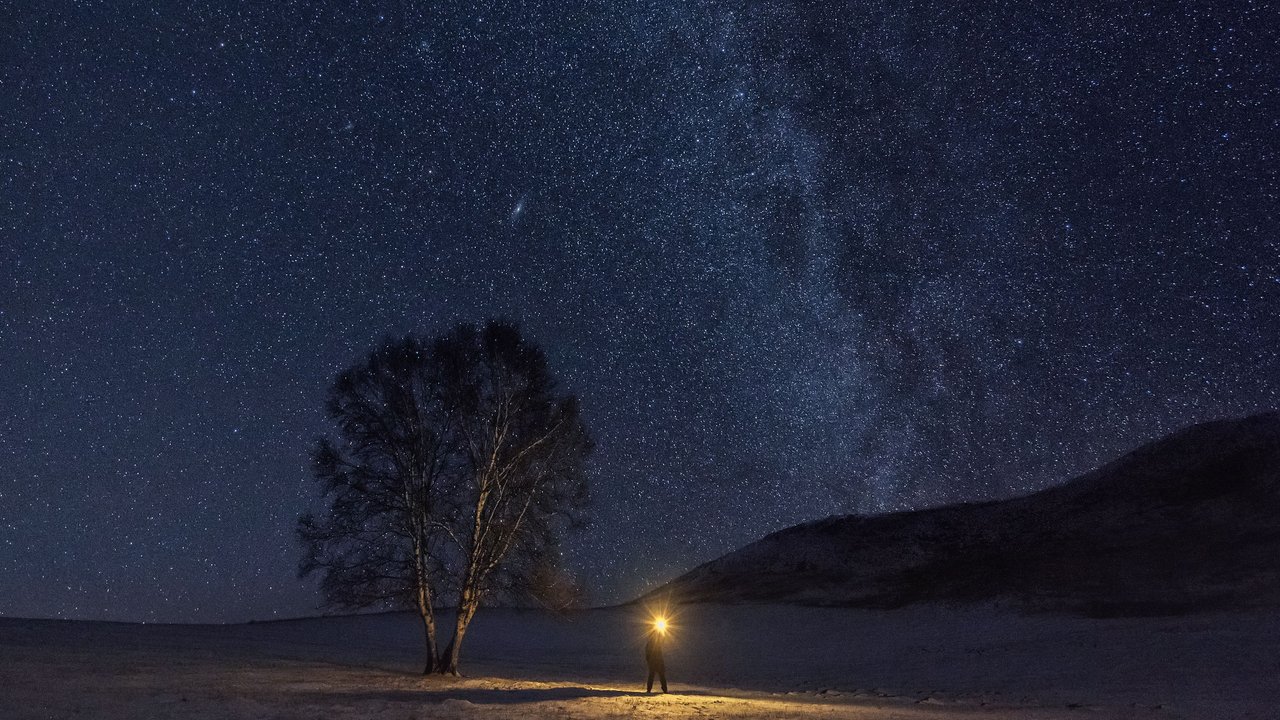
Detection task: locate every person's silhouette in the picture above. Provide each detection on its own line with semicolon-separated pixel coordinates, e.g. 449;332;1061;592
645;628;668;693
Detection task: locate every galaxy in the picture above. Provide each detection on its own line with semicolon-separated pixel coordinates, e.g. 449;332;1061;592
2;1;1276;622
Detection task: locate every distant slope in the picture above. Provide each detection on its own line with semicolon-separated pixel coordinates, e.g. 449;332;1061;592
646;413;1280;616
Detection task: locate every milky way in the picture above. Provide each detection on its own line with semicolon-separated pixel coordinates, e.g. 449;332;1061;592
3;1;1277;621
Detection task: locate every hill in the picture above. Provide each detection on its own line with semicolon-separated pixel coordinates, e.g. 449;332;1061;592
646;413;1280;616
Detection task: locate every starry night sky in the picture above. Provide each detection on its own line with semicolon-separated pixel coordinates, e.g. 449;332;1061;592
3;1;1277;622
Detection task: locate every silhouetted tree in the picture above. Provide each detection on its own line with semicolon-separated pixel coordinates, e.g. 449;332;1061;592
300;321;591;677
435;320;591;674
298;335;451;674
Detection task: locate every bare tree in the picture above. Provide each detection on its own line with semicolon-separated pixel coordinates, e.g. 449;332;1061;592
435;320;591;675
298;335;451;674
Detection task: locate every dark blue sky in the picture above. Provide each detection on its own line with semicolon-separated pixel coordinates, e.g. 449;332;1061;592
2;0;1277;622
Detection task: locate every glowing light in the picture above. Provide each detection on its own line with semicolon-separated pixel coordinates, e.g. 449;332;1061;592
641;596;676;639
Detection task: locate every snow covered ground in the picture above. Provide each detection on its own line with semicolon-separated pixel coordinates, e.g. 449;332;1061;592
0;604;1273;719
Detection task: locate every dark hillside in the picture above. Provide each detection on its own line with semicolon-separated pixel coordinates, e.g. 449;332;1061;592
647;413;1280;616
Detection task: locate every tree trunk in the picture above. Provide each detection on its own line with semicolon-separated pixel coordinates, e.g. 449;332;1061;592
440;595;477;675
440;474;488;675
441;619;467;674
418;601;439;675
414;539;440;675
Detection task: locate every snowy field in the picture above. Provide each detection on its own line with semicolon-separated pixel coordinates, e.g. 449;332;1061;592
0;604;1273;719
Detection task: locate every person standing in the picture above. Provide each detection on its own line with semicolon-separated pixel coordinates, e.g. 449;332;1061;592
645;626;668;693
